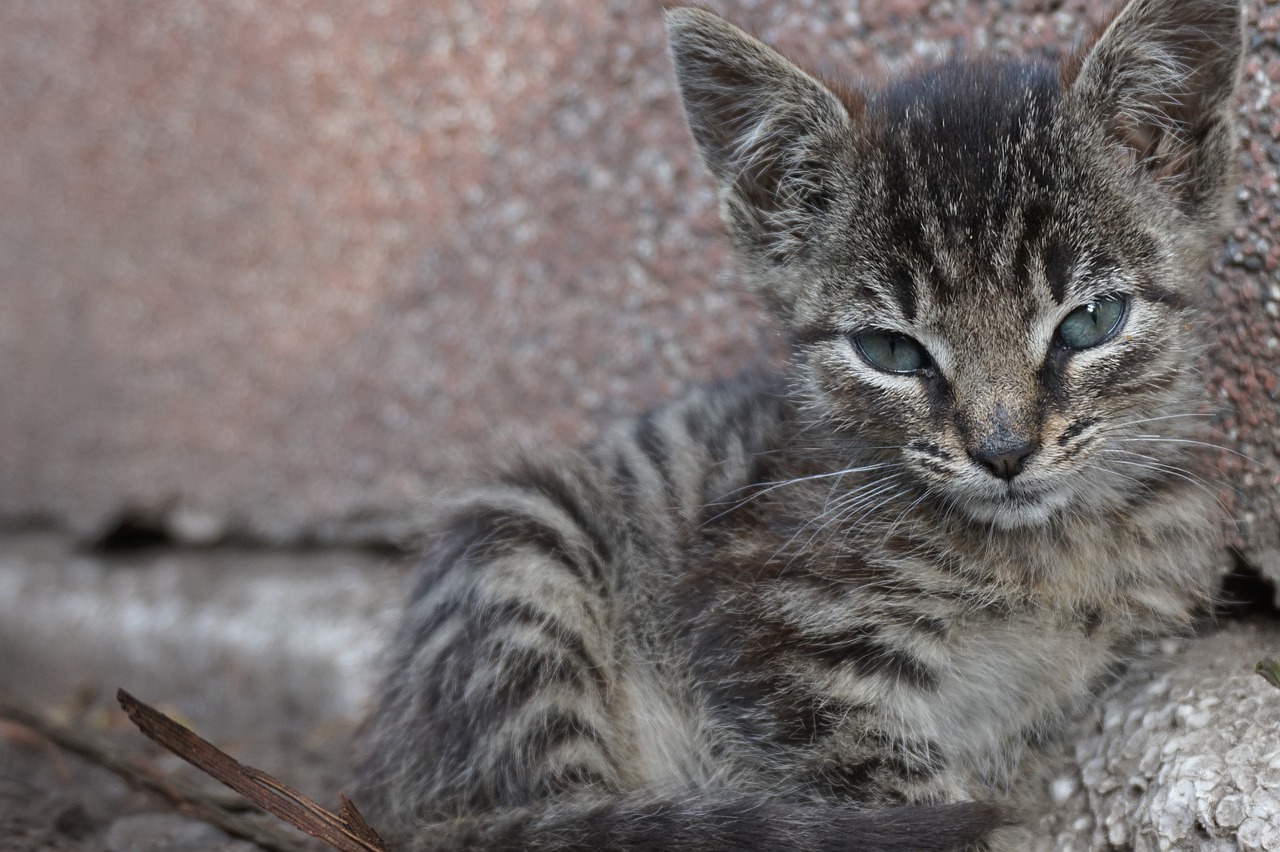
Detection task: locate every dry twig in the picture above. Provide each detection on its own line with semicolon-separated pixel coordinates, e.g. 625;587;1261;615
0;691;310;852
117;689;385;852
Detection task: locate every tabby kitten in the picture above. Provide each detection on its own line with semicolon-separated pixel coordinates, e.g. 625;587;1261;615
358;1;1244;849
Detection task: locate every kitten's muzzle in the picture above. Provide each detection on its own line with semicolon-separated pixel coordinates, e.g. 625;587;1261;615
959;403;1040;481
970;439;1037;481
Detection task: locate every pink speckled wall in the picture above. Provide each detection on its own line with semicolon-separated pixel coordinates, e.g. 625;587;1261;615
1;1;1276;583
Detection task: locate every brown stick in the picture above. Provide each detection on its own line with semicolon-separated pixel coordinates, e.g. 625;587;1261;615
0;692;310;852
117;689;385;852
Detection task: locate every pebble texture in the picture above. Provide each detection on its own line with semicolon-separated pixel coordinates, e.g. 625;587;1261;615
0;1;1277;583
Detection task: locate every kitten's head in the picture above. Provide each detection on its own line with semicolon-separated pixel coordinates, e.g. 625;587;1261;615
667;0;1243;528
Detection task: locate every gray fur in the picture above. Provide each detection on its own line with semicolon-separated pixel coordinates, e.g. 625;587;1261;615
357;2;1245;849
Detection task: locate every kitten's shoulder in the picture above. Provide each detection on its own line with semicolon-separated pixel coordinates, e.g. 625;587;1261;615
586;374;792;528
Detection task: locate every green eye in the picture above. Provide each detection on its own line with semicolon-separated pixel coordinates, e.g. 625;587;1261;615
1056;296;1127;350
853;331;929;374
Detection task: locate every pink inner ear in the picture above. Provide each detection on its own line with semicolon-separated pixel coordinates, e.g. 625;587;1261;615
1109;114;1162;164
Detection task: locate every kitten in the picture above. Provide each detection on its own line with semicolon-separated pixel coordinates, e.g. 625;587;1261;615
357;1;1244;849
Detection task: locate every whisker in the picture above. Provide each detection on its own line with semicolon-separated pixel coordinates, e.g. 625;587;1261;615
1105;457;1229;506
702;461;902;527
1108;412;1213;429
1114;436;1260;464
771;473;911;566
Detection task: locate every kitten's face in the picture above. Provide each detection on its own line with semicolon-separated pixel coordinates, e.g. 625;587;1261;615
667;0;1242;528
791;67;1204;528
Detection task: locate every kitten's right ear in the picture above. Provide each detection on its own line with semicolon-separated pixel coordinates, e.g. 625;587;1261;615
1064;0;1244;220
665;7;855;314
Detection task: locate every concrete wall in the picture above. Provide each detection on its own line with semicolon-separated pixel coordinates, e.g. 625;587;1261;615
2;1;1277;578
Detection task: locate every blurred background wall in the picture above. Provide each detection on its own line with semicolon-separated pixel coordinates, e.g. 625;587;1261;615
1;0;1277;578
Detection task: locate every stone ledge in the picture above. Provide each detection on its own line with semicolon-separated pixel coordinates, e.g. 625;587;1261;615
1032;620;1280;852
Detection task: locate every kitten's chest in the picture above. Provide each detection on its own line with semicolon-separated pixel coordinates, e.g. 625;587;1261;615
689;533;1147;792
743;595;1122;797
680;476;1214;796
903;609;1118;786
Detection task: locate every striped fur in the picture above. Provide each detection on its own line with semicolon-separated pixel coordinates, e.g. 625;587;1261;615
357;2;1244;849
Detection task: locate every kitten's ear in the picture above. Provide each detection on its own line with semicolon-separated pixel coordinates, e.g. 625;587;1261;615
1065;0;1244;217
665;7;855;315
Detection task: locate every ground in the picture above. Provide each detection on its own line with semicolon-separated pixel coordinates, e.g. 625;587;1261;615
2;532;1278;851
0;533;399;851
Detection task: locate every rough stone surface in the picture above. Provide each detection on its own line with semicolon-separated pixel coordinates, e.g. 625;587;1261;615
1028;620;1280;851
0;0;1276;584
0;533;397;731
1216;2;1280;596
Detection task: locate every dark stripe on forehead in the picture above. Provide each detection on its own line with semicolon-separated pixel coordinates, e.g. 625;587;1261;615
1012;200;1052;298
888;266;918;322
1043;239;1076;305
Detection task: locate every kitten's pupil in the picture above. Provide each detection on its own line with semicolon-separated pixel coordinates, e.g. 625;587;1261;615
1056;296;1127;350
854;331;929;374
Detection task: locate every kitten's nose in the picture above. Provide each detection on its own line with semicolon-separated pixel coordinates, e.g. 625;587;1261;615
971;442;1036;481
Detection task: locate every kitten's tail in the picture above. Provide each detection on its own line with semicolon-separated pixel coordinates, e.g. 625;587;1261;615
388;794;1007;852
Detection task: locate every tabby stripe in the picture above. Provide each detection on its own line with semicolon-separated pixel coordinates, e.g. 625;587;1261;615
634;411;676;502
918;459;950;477
500;468;614;584
476;597;607;686
883;609;950;638
448;501;606;592
529;708;608;758
608;451;641;501
887;266;919;323
804;626;939;690
405;608;470;671
532;761;614;798
791;326;841;348
475;706;612;805
1038;347;1072;408
1013;201;1052;299
1056;417;1098;446
452;506;572;558
817;740;944;797
1140;285;1187;309
1041;237;1073;305
1091;341;1172;396
479;636;608;706
907;441;951;460
773;689;871;744
484;704;608;772
679;401;731;471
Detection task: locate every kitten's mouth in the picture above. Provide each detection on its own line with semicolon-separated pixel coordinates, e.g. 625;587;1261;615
965;483;1068;529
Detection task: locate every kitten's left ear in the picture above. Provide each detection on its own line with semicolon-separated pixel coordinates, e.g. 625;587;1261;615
666;7;856;319
1065;0;1245;217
